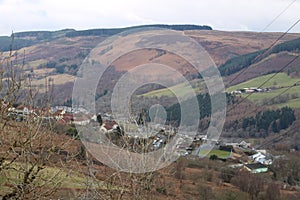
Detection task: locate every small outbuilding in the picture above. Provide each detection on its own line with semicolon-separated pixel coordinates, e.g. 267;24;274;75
245;163;268;173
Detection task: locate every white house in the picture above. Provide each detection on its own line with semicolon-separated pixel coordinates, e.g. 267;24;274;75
249;152;273;165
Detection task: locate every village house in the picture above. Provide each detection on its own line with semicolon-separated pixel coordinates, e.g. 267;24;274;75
225;140;251;149
52;109;66;120
249;151;273;165
8;105;37;121
100;120;122;134
73;113;90;126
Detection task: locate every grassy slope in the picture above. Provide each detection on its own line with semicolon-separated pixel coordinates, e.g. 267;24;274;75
227;73;300;92
0;162;106;195
141;82;193;98
141;79;203;98
227;72;300;108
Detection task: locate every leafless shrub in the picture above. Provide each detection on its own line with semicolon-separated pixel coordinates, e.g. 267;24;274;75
0;37;75;199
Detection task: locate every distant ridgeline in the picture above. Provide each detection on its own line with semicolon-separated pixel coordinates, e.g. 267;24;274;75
0;24;212;51
0;29;75;51
65;24;212;37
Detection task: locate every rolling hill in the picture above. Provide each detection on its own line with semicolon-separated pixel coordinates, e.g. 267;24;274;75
2;25;300;200
1;25;300;106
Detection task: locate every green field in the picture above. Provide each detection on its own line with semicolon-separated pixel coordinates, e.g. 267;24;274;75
141;72;300;108
227;73;300;92
244;85;300;101
276;98;300;108
197;149;231;159
227;73;300;108
141;79;203;98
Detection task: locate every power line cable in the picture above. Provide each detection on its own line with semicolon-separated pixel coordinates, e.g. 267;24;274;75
261;0;298;32
257;122;300;149
227;54;300;114
197;1;300;156
228;78;300;149
238;79;300;118
223;10;300;148
199;13;300;129
227;18;300;87
227;80;300;149
197;18;300;126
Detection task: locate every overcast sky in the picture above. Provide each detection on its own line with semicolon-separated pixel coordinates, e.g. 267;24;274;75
0;0;299;36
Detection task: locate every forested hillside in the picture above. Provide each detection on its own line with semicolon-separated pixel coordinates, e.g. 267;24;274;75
219;37;300;77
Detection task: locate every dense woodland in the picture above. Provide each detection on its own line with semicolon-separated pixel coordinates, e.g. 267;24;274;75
242;107;296;135
166;93;296;138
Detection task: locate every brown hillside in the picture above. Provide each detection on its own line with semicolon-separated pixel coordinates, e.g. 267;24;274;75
3;29;300;105
226;51;300;85
184;30;300;66
15;30;300;74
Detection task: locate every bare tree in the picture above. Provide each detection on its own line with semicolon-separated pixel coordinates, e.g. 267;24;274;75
231;171;264;200
0;38;75;199
265;183;281;200
197;184;215;200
